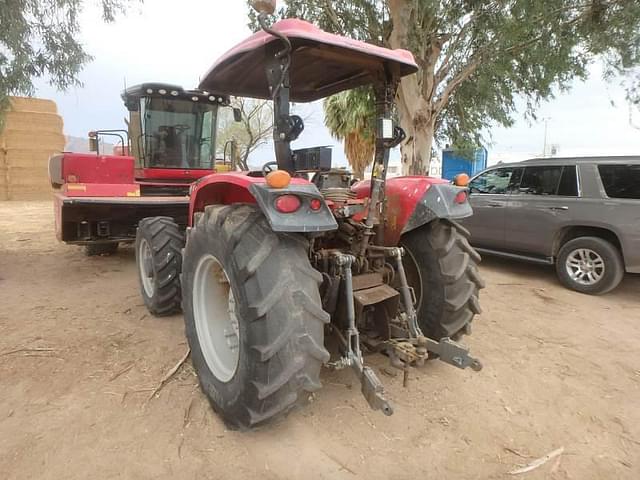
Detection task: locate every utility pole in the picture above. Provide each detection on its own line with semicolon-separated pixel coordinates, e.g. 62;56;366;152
542;117;551;157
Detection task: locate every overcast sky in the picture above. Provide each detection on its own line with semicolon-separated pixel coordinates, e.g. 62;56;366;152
34;0;640;168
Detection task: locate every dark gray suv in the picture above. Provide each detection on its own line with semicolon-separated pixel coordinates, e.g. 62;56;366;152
461;156;640;294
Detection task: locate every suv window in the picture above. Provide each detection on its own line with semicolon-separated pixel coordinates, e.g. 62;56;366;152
518;166;562;195
557;166;578;196
598;164;640;199
469;167;517;194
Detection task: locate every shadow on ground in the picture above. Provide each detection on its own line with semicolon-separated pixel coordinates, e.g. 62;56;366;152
480;254;640;302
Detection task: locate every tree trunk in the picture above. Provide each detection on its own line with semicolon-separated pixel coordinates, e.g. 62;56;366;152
395;78;435;175
396;108;435;175
388;0;437;176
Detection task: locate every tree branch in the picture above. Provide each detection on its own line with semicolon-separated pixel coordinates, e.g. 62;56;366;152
432;0;601;116
321;0;343;33
436;14;477;85
433;55;483;115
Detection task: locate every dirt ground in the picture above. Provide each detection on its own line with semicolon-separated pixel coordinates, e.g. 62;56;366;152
1;201;639;480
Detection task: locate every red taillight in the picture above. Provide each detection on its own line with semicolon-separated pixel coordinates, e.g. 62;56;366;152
274;194;301;213
454;191;468;204
309;198;322;211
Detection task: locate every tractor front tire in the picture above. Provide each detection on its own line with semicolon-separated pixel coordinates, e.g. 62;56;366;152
182;205;329;429
401;219;485;340
135;217;184;316
84;242;118;256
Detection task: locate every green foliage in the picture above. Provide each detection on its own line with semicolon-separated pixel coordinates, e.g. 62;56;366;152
0;0;127;127
248;0;386;44
323;87;376;176
251;0;640;153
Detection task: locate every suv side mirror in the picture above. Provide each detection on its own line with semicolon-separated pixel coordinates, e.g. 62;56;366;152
250;0;276;14
233;107;242;123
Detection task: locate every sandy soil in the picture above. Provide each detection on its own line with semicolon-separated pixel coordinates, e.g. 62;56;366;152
1;201;639;480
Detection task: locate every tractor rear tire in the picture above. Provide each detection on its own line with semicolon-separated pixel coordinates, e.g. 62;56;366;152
84;242;118;256
182;204;329;429
135;217;184;316
400;219;485;340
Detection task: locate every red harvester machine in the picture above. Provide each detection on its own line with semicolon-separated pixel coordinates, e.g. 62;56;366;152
49;84;238;256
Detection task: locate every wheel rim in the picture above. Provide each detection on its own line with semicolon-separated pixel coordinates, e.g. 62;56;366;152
192;254;240;382
138;238;155;298
565;248;605;286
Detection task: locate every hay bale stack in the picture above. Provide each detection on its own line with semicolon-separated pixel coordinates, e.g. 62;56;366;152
0;96;65;200
0;148;7;200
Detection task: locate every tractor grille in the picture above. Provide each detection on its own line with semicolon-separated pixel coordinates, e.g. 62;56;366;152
140;184;190;196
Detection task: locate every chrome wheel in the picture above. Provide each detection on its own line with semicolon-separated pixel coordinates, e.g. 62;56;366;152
138;238;155;297
565;248;605;286
192;254;240;382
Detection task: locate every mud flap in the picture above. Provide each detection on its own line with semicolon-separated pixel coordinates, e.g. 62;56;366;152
249;183;338;233
402;183;473;236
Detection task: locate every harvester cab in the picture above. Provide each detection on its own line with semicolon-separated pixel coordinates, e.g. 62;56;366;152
133;2;485;429
119;83;236;182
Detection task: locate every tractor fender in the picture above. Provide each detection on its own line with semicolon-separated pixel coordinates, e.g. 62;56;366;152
189;172;337;232
351;176;472;246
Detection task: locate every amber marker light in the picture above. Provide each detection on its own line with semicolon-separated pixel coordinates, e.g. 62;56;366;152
453;173;470;187
266;170;291;188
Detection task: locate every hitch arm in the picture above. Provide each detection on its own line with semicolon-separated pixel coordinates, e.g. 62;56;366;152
331;252;394;416
425;337;483;372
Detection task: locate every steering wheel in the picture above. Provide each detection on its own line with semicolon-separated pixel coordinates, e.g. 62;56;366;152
262;161;278;176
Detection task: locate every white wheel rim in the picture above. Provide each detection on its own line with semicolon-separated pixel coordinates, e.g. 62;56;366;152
565;248;605;286
193;254;240;382
138;238;155;297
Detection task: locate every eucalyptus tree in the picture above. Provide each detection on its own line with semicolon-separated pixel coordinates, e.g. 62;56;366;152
252;0;640;174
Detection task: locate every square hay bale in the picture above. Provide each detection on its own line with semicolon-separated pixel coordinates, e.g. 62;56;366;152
3;111;64;134
7;186;52;201
6;166;49;185
2;131;65;151
0;164;9;200
8;97;59;114
4;148;61;168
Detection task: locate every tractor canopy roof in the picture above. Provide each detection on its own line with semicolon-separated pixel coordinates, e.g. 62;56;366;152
121;83;229;111
199;19;418;102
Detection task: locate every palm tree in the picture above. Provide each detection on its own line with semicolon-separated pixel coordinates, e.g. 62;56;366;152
323;87;375;179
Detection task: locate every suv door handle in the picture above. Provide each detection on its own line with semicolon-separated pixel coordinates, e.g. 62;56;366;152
487;202;503;207
547;206;569;211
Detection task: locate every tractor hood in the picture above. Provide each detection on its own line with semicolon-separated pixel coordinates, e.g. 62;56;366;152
199;19;418;102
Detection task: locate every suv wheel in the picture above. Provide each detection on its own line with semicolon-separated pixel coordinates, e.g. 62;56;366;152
556;237;624;295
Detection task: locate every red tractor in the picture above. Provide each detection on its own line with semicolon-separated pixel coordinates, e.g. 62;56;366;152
49;83;239;263
56;2;485;429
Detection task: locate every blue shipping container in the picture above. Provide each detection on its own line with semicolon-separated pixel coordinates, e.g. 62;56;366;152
441;147;487;180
